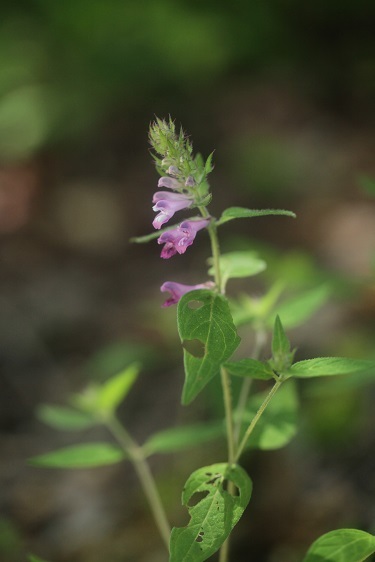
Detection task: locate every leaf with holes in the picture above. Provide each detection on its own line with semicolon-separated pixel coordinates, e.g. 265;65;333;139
177;290;241;404
302;528;375;562
169;463;252;562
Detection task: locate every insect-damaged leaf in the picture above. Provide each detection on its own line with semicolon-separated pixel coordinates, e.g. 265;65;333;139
169;463;252;562
177;290;240;404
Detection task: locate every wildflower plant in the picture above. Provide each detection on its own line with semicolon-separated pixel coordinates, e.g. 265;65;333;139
30;118;375;562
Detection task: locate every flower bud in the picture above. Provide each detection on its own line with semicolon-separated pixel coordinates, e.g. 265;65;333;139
185;176;195;187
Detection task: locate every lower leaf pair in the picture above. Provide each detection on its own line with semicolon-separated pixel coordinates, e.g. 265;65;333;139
170;463;252;562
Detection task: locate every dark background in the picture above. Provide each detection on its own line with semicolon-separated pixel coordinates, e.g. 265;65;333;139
0;1;375;561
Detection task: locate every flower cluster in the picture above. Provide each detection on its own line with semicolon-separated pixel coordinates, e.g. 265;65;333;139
149;118;214;306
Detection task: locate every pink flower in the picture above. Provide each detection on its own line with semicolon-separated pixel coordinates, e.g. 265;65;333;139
160;281;215;307
157;218;210;259
158;177;181;190
152;191;193;229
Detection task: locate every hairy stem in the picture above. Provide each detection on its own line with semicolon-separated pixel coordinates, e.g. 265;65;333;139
235;379;283;463
105;415;171;550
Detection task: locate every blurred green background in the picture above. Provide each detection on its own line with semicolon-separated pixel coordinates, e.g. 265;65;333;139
0;1;374;561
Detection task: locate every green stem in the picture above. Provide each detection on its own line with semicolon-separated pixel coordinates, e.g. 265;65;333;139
233;328;267;444
218;365;236;562
105;415;171;550
221;366;235;465
208;222;222;294
234;378;283;463
219;535;230;562
199;206;222;294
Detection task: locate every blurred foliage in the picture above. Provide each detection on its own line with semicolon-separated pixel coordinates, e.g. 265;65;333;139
0;518;23;561
0;0;374;160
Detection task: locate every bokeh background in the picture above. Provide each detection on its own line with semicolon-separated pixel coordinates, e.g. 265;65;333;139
1;1;375;561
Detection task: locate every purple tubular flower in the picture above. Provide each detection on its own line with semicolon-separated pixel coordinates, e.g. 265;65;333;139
157;218;210;259
158;177;181;190
160;281;215;307
152;192;193;229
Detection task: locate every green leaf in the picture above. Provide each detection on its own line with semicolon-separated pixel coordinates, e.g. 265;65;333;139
169;463;252;562
224;359;274;380
97;363;139;414
28;556;50;562
208;251;266;288
36;404;97;431
240;382;298;450
204;151;215;174
177;290;241;404
268;284;331;329
271;316;292;372
289;357;375;379
302;528;375;562
216;206;296;226
143;422;224;456
29;443;125;468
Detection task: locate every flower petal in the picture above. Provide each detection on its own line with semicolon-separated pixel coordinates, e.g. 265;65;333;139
160;281;215;306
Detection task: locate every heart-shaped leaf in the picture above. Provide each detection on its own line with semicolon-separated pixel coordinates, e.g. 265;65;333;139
177;290;240;404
